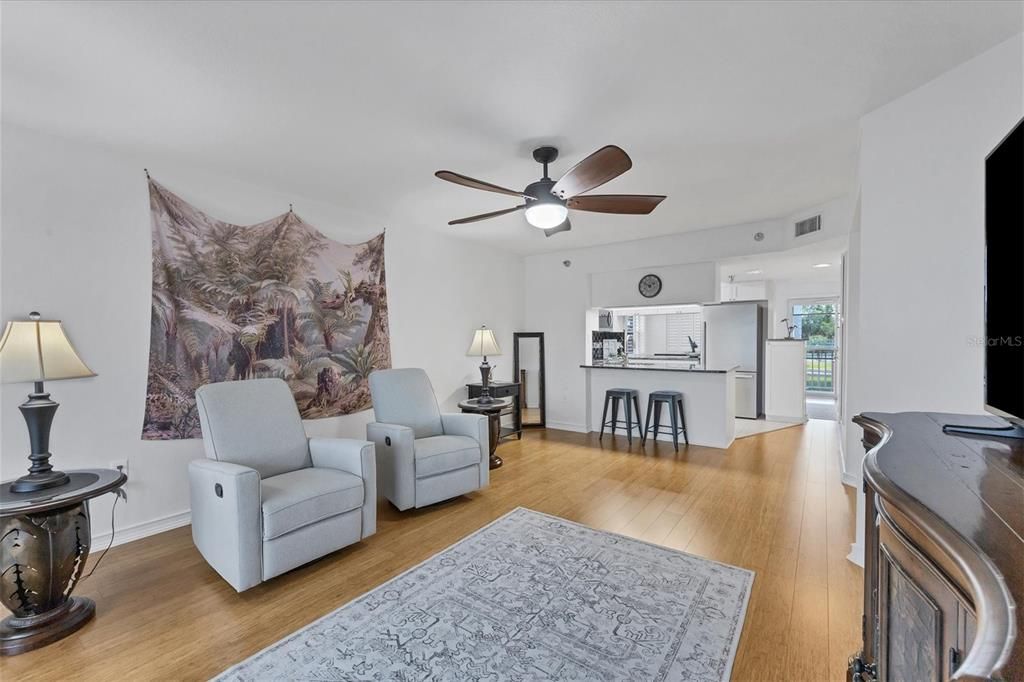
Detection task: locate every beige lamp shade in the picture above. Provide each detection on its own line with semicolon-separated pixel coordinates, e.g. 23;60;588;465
466;327;501;357
0;314;96;384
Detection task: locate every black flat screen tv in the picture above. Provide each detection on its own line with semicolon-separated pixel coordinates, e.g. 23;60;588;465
983;117;1024;427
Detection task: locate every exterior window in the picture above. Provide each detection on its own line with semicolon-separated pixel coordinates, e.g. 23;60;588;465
790;301;838;393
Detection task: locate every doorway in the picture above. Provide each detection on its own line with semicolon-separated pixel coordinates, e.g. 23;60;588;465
788;297;839;420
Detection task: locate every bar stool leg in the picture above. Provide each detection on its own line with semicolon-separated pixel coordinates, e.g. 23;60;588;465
610;397;620;437
652;400;662;445
632;394;643;443
668;398;680;451
643;395;654;445
677;396;689;445
599;394;610;441
623;396;633;444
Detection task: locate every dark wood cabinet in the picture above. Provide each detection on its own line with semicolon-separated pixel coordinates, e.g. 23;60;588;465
850;413;1020;682
876;518;972;681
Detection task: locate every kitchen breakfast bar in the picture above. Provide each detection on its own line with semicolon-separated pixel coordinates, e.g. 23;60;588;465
581;362;737;449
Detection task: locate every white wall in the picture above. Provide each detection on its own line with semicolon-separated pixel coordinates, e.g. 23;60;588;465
591;262;717;308
524;195;853;432
844;33;1024;472
0;124;524;544
642;314;669;355
843;33;1024;562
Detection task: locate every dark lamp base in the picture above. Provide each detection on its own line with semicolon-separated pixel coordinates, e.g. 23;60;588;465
9;470;71;494
13;384;69;494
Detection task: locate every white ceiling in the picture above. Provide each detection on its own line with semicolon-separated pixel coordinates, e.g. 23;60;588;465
718;239;847;283
3;1;1021;254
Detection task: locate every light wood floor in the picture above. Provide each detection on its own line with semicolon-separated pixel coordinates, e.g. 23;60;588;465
1;420;862;681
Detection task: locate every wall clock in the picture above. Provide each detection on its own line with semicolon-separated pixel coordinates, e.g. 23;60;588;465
638;273;662;298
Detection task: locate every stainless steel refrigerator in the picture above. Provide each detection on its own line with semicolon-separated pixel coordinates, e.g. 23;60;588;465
703;301;766;419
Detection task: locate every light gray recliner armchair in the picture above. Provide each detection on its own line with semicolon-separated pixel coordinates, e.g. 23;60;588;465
367;368;488;511
189;378;376;592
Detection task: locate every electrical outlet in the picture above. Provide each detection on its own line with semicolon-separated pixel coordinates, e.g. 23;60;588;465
110;459;129;479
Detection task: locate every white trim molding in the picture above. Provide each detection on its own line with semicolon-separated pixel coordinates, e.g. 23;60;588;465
545;422;589;434
92;510;191;548
847;540;865;567
838;442;860;488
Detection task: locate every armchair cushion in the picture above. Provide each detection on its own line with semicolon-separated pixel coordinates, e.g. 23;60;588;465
261;468;364;540
369;368;444;439
414;435;481;478
195;378;310;479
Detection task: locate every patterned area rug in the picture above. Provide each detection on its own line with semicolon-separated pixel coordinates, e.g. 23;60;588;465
217;508;754;681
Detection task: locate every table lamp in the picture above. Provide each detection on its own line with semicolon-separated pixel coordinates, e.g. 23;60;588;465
0;312;96;493
467;325;501;404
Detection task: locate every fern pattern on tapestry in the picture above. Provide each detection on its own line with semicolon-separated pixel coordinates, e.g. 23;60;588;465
142;179;391;440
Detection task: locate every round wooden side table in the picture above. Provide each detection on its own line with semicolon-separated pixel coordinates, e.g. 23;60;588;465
0;468;127;656
458;397;512;470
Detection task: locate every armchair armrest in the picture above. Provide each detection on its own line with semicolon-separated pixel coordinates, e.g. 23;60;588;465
366;422;416;511
309;438;375;477
441;412;488;489
441;412;487;443
309;438;377;538
188;459;262;592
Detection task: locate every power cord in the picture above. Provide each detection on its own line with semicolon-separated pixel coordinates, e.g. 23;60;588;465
81;485;126;582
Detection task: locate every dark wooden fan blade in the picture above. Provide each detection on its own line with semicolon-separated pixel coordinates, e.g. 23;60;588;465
550;145;632;199
543;217;571;237
435;170;528;199
568;194;666;215
448;204;526;226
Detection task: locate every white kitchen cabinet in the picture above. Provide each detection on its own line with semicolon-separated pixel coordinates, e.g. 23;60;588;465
765;339;807;422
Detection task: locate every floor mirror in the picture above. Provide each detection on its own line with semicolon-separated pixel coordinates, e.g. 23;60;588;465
513;332;545;429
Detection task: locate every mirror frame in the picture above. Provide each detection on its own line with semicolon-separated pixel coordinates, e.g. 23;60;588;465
512;332;545;429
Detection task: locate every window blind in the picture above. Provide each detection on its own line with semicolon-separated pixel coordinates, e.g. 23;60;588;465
665;312;702;353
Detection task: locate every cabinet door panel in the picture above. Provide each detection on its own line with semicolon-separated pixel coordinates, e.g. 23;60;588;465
878;522;963;681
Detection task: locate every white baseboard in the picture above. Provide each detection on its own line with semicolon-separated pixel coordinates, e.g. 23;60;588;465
545;421;588;433
92;510;191;549
837;440;860;489
847;541;865;567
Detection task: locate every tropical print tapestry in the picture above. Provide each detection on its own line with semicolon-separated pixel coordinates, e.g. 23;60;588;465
142;179;390;440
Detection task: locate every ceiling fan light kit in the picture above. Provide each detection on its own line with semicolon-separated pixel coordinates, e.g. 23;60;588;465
435;144;665;237
524;202;568;230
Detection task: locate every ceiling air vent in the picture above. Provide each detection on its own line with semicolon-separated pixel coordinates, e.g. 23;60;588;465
795;215;821;237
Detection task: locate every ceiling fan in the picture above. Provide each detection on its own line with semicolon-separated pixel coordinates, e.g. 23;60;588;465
435;145;666;237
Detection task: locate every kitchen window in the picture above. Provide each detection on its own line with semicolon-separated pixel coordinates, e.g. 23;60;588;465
624;314;641;355
665;312;703;354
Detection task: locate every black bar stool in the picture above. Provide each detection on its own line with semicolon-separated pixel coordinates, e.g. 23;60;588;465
599;388;643;444
643;391;689;450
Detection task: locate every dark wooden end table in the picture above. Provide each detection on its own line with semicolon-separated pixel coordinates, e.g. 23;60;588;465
0;468;127;656
466;381;522;440
458;397;512;470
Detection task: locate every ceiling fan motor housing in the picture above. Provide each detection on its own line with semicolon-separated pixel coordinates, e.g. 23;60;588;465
524;179;561;204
